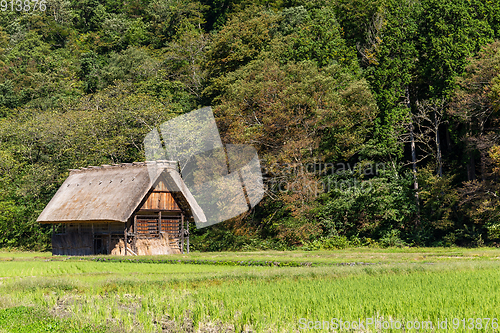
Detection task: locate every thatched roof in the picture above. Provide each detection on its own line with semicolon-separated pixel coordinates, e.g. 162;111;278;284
37;161;206;224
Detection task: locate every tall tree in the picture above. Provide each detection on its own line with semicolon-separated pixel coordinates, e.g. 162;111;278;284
417;0;495;99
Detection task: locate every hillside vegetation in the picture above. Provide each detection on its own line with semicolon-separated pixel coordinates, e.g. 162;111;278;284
1;0;500;249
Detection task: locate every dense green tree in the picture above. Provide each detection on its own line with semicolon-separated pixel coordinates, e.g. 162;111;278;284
146;0;208;47
213;53;377;241
204;6;279;84
445;41;500;245
316;166;416;241
359;0;421;160
216;59;376;164
72;0;108;32
279;6;357;69
417;0;495;99
334;0;384;49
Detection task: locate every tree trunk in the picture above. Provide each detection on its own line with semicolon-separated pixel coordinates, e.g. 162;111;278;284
410;122;419;197
434;110;442;177
407;88;419;195
407;87;419;224
480;151;486;181
467;155;476;181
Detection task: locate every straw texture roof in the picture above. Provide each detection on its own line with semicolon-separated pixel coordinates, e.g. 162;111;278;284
37;161;206;224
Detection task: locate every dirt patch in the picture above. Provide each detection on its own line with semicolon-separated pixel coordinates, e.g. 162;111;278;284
0;295;18;309
49;295;78;319
197;321;237;333
157;311;236;333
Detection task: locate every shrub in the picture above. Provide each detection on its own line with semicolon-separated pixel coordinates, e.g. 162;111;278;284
379;229;407;248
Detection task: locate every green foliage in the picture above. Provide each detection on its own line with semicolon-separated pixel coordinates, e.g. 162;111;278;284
146;0;208;47
418;0;496;98
280;6;358;69
334;0;384;48
203;6;279;85
315;165;417;241
302;235;351;250
379;229;408;247
72;0;109;32
190;221;296;251
0;31;81;108
215;58;376;162
1;0;500;250
99;15;149;51
418;167;459;231
360;0;422;158
100;47;159;87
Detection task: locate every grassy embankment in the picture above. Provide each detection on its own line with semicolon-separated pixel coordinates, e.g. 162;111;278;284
1;248;500;332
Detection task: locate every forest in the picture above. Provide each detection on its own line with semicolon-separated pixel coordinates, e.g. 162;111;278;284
1;0;500;250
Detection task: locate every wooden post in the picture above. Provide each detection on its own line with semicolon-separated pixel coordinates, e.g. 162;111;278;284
108;223;111;255
133;215;137;236
133;215;137;254
186;219;189;254
159;211;162;236
124;228;127;256
51;225;54;255
181;213;184;254
77;223;81;254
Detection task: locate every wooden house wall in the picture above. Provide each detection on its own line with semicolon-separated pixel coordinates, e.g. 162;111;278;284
134;215;182;250
139;180;180;211
134;179;183;249
52;222;125;255
63;223;124;234
52;232;92;255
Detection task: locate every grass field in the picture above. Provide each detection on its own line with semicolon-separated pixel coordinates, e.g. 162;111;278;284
1;248;500;332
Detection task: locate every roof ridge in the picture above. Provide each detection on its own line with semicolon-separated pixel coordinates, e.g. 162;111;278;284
69;160;178;173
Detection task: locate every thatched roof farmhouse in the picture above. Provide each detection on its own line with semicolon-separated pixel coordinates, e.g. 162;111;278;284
37;161;206;256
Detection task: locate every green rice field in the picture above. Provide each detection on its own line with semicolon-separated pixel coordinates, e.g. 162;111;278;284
1;248;500;332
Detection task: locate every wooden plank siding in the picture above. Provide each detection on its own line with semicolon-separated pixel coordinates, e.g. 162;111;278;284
139;180;181;211
133;180;184;250
134;217;181;235
52;222;126;255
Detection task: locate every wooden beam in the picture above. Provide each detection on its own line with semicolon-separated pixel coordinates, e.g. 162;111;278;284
181;212;184;254
159;211;162;235
133;215;137;237
186;219;189;254
137;209;182;212
136;215;181;219
133;215;137;254
108;223;111;255
124;228;127;256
